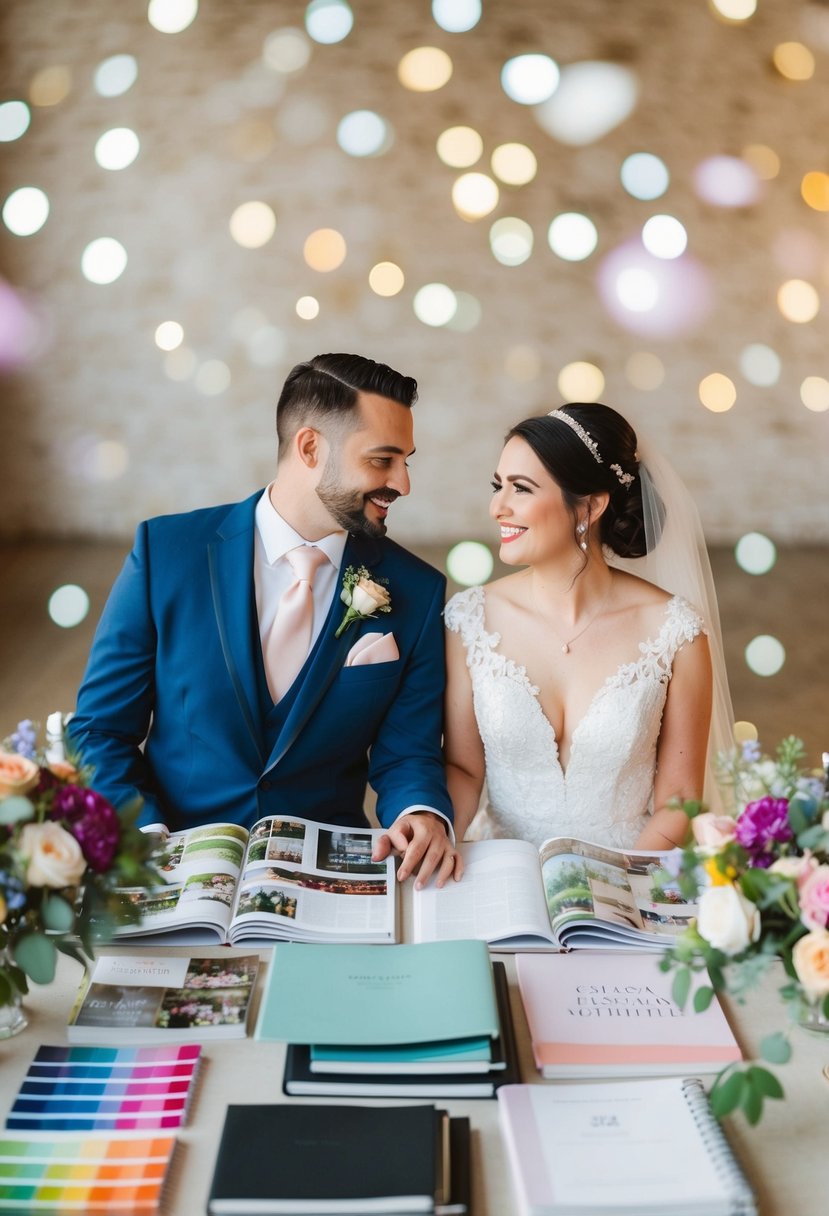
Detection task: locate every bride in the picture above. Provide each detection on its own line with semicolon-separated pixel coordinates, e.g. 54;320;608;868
444;403;733;851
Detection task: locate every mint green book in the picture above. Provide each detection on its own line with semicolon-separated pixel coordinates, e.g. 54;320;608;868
255;939;499;1046
310;1035;494;1074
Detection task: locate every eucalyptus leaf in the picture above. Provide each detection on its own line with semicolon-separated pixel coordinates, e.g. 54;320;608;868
41;894;75;933
710;1069;746;1117
759;1031;792;1064
742;1079;763;1126
0;795;35;824
748;1066;784;1100
671;966;691;1010
13;931;57;985
693;985;714;1013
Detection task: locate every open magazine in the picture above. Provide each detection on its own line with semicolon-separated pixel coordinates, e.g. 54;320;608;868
413;837;694;951
113;816;398;945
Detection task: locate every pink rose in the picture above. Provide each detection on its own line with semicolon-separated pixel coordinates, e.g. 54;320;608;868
0;749;39;797
691;813;738;848
799;865;829;932
792;930;829;1002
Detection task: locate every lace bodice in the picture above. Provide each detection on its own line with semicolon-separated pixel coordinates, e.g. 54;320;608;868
445;586;706;850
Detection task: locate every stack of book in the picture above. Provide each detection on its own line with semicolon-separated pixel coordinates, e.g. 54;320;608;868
255;939;519;1098
207;1103;470;1215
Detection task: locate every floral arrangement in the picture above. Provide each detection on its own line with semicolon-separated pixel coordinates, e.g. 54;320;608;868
659;735;829;1124
0;718;157;1026
335;566;391;637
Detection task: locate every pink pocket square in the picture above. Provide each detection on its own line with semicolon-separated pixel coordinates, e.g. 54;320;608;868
345;632;400;667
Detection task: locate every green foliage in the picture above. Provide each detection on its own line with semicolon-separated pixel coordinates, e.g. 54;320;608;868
13;931;57;985
693;984;714;1012
710;1064;785;1125
759;1032;792;1065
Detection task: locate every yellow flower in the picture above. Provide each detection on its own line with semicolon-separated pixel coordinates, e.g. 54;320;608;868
0;892;7;925
703;856;737;886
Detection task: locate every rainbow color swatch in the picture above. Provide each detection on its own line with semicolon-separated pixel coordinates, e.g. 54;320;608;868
0;1130;177;1213
5;1045;201;1132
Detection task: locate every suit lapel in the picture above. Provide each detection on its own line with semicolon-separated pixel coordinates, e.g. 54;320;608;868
264;533;385;772
207;494;267;765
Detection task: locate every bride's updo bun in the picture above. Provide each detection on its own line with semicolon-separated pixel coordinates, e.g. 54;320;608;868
506;403;663;560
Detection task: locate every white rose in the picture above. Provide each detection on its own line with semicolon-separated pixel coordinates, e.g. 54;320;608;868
696;884;761;956
350;577;390;616
18;821;87;888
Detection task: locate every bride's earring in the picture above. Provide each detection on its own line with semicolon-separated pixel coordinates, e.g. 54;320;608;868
577;520;588;552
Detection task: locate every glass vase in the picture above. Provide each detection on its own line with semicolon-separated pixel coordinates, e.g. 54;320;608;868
0;948;28;1039
798;999;829;1035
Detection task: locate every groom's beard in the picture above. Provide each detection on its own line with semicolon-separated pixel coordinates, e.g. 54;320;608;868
316;464;399;539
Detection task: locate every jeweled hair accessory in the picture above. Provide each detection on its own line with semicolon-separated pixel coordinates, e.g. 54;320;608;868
548;408;602;464
547;409;637;487
610;462;636;488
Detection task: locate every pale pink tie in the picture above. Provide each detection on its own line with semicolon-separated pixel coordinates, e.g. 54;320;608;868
265;545;328;703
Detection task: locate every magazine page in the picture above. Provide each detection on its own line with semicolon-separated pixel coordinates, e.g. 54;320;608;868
539;837;698;950
228;816;398;944
113;823;250;943
412;838;557;949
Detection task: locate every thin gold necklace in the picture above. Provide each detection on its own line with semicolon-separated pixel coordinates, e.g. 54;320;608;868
531;574;615;655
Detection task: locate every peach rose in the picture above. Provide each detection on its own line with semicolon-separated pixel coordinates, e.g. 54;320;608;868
692;812;738;849
0;750;39;797
792;930;829;1002
350;576;391;616
18;821;86;888
799;865;829;933
47;760;80;782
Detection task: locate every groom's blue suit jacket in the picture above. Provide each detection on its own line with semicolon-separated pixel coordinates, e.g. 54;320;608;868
68;491;453;832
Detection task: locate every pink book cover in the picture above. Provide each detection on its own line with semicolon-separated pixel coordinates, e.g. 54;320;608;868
516;951;742;1075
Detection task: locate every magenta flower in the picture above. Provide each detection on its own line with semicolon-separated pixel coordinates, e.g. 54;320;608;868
735;796;792;866
51;784;120;872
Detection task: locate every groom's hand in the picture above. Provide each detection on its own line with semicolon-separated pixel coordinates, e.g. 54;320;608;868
372;812;463;889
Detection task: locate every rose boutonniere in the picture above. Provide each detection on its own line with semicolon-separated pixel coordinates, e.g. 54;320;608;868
335;566;391;638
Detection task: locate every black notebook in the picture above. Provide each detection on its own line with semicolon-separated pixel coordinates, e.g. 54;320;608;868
207;1102;470;1215
283;959;518;1098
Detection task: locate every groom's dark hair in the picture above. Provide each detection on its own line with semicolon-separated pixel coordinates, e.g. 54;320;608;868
276;353;418;456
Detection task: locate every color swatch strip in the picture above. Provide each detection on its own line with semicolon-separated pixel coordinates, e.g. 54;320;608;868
5;1045;201;1134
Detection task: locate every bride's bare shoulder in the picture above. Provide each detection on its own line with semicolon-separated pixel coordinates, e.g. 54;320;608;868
481;571;528;607
612;569;672;609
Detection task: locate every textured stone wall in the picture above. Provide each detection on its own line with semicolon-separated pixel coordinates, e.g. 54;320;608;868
1;0;828;544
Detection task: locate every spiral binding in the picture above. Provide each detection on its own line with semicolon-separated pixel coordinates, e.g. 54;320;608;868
681;1078;758;1215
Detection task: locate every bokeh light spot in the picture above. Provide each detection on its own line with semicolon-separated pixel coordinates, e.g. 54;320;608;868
81;238;128;284
694;155;761;207
501;54;559;105
48;585;90;629
490;217;534;266
30;65;72;107
534;61;637;146
147;0;199;35
155;321;184;351
398;47;453;91
547;212;597;261
2;187;49;236
800;376;829;412
303;227;346;271
229;201;277;249
745;635;785;678
735;532;777;575
432;0;481;34
739;344;780;387
337;110;391;157
94;54;138;97
94;127;140;170
263;28;312;73
296;296;320;319
305;0;353;44
773;41;815;80
699;372;736;413
801;172;829;212
452;172;499;220
369;261;405;297
0;100;31;141
447;541;493;586
436;126;482;168
620;152;669;200
777;279;819;323
490;142;537;186
413;283;457;327
557;361;605;402
741;143;780;180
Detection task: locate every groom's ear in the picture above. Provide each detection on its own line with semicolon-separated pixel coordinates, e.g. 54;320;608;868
295;426;325;469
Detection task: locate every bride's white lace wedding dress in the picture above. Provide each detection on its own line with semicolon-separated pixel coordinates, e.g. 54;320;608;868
444;585;706;850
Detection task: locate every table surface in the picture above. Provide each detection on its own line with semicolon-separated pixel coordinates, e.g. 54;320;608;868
1;909;827;1216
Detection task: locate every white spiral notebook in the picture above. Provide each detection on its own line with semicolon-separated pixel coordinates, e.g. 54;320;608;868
498;1077;757;1216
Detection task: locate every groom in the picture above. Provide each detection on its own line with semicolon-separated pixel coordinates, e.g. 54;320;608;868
68;353;460;887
